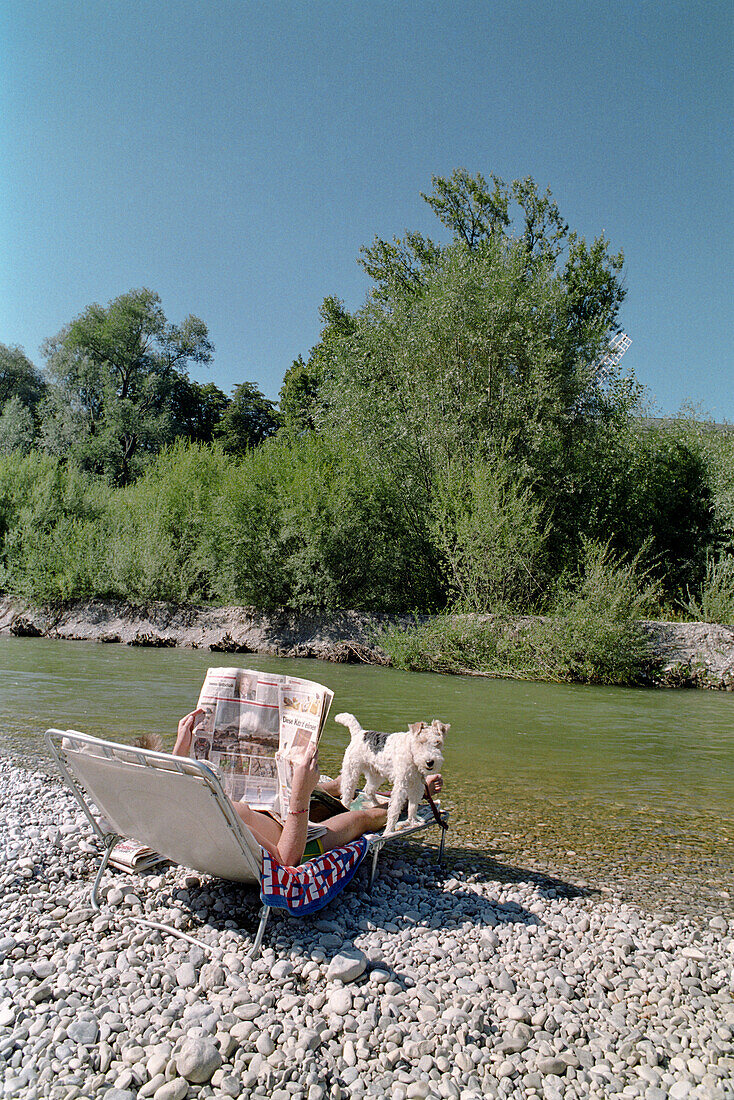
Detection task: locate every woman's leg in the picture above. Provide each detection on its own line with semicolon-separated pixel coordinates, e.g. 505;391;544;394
318;806;388;852
317;774;344;797
230;801;284;858
319;772;443;798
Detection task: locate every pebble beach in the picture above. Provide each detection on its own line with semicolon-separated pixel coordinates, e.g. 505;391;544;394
1;758;733;1100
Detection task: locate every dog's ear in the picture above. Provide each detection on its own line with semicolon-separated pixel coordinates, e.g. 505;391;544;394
409;721;426;736
432;720;450;737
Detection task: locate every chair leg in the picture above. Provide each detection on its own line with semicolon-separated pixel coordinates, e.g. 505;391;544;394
438;822;447;864
91;834;119;911
247;905;270;958
368;845;380;889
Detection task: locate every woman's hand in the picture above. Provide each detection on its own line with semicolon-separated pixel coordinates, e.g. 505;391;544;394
173;708;206;757
289;742;321;808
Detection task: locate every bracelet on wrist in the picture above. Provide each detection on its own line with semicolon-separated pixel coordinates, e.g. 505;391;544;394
288;807;308;816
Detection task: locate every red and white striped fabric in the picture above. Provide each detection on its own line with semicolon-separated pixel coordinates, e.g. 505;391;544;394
260;837;368;915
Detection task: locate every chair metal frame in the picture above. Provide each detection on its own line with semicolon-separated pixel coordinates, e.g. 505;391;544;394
45;728;449;957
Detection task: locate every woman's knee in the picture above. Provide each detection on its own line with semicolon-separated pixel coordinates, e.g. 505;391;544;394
359;806;388;829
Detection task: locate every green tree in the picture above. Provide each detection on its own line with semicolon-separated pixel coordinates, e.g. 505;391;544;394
216;381;279;455
595;421;713;595
278;356;320;435
40;289;213;483
278;297;356;436
170;378;229;442
0;396;36;455
0;343;46;410
310;169;633;592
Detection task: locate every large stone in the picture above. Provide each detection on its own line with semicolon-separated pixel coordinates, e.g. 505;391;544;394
270;960;294;980
175;962;197;988
199;962;226;991
255;1033;275;1056
326;987;353;1016
66;907;95;926
29;979;54;1004
327;948;367;983
67;1015;100;1046
153;1081;189;1100
174;1037;222;1083
537;1057;568;1076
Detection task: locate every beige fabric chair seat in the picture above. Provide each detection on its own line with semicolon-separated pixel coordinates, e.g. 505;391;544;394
44;728;449;956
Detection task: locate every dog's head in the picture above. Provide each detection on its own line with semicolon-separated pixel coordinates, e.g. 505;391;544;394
407;719;449;775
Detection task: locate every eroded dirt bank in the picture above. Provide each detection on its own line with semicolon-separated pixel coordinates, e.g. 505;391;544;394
1;597;734;688
0;597;402;665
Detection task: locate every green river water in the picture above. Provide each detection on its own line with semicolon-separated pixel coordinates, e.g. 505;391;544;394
1;636;732;921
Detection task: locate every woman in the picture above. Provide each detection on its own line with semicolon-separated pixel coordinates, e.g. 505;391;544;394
173;709;443;866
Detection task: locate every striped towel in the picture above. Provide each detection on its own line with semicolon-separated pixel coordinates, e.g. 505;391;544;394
260;837;368;915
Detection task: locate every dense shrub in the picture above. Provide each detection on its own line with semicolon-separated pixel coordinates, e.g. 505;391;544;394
430;452;548;612
103;442;233;603
0;453;108;601
379;540;659;685
681;554;734;624
552;419;714;598
216;433;442;611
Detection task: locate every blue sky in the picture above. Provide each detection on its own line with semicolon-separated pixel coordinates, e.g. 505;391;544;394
2;1;732;417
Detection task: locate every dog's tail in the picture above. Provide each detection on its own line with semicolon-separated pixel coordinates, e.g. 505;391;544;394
333;712;363;739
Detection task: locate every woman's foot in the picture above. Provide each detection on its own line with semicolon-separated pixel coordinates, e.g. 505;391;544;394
425;773;443;798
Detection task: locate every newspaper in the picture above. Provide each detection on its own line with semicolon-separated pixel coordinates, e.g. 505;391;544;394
108;838;168;873
190;667;334;821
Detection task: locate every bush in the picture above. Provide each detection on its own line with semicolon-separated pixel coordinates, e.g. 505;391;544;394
0;453;108;601
380;539;659;685
681;554;734;624
216;433;442;611
430;452;548;612
560;420;714;600
103;441;232;604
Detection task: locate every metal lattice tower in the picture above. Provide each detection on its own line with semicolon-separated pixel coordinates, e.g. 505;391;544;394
597;331;632;372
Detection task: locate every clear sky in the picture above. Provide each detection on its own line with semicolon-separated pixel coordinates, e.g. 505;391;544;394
2;1;732;417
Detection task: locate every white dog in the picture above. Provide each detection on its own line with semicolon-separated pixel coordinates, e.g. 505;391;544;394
334;712;449;833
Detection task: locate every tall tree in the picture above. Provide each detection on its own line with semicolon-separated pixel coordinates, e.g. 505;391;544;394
170;378;229;443
311;169;632;584
278;297;356;435
216;381;280;455
325;171;628;475
41;289;213;483
0;396;36;455
0;343;46;410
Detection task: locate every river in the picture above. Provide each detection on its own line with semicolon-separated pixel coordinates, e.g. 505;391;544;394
1;636;732;921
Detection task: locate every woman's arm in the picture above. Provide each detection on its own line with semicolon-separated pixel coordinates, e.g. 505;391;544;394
274;742;321;866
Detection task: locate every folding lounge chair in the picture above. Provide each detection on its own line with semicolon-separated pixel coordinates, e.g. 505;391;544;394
45;729;449;957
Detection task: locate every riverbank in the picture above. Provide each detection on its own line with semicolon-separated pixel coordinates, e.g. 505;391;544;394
2;760;732;1100
2;597;734;690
